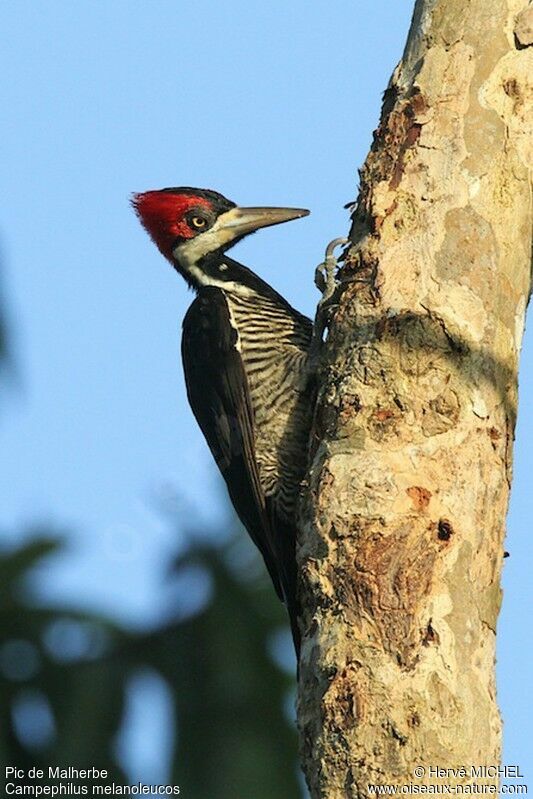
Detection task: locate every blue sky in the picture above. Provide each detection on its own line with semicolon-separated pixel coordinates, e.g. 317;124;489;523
1;0;531;778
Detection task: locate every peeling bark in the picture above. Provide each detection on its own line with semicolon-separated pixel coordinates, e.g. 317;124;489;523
297;0;532;795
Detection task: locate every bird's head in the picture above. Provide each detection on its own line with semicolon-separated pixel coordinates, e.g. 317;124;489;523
131;187;309;287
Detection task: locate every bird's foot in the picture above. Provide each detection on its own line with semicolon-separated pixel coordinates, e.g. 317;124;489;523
309;237;348;368
314;237;347;303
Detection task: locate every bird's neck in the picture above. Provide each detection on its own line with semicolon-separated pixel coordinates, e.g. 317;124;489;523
174;250;287;305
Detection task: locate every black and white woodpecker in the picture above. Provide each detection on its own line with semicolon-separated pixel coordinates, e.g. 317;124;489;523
132;187;341;655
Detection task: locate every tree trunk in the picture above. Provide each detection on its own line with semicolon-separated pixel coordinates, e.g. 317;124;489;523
297;0;532;795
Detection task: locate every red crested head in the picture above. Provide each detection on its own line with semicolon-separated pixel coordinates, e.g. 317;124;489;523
131;188;221;261
131;186;309;289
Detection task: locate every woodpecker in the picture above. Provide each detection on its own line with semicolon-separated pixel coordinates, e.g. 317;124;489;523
132;187;316;655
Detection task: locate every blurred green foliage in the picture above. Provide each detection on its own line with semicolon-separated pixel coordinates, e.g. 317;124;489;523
0;531;300;797
133;540;299;796
0;271;300;797
0;263;10;385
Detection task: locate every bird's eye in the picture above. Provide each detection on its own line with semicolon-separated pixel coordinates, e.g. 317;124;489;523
190;215;207;229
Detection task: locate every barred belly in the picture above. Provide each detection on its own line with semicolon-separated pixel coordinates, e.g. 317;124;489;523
226;290;314;521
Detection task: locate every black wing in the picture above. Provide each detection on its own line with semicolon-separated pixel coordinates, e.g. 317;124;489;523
181;287;283;600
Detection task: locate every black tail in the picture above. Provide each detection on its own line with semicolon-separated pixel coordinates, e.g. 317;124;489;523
286;588;301;660
275;520;301;661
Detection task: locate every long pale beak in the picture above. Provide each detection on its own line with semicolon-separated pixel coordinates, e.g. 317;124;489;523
172;204;310;265
219;205;310;238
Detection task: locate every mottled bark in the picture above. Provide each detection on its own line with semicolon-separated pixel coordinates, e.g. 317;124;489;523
297;0;532;795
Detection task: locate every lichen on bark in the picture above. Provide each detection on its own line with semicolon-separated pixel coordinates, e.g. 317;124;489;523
297;1;532;796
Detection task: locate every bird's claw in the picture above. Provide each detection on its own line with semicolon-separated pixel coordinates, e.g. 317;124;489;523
309;237;349;368
314;237;348;302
